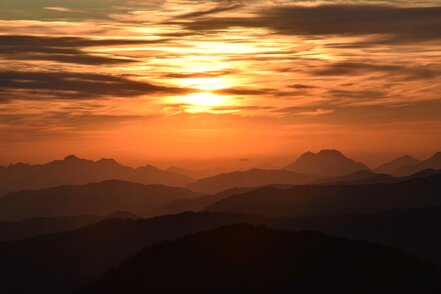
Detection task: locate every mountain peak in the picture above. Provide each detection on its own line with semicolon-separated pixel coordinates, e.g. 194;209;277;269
375;154;419;175
64;154;81;161
285;149;368;177
318;149;344;156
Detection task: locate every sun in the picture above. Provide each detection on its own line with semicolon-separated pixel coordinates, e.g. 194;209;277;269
179;92;225;113
183;92;223;107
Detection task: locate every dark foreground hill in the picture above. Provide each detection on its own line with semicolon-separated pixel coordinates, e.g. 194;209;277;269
186;168;322;194
0;180;202;221
274;204;441;264
0;212;267;294
1;208;441;294
77;224;440;294
0;155;192;195
206;174;441;217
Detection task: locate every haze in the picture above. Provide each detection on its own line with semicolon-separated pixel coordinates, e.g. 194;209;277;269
1;0;440;168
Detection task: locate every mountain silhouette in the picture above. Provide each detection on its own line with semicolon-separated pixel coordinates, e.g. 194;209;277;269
159;187;256;215
284;149;369;176
205;174;441;217
0;212;271;294
0;212;140;242
375;155;419;174
394;152;441;176
275;204;441;264
159;169;441;215
313;170;390;184
76;224;441;294
0;180;201;221
1;209;441;294
186;168;323;193
0;155;192;195
0;215;101;242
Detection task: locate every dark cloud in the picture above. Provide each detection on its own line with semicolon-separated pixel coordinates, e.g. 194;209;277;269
176;4;242;19
163;70;236;78
0;71;190;102
215;87;274;96
211;105;274;111
289;84;317;89
327;89;388;100
179;4;441;44
313;62;441;80
0;35;169;65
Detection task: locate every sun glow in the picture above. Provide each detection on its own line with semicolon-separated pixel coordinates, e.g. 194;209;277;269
178;77;230;91
184;92;222;107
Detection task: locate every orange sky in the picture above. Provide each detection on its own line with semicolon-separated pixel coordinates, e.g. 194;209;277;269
0;1;440;168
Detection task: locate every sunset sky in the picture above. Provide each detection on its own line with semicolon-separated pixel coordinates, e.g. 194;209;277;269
1;0;440;168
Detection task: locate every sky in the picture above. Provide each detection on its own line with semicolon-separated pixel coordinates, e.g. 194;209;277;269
0;0;440;168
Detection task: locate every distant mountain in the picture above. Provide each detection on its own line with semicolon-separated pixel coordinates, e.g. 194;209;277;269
186;168;323;193
0;215;101;242
315;168;441;186
206;174;441;217
314;170;391;185
77;224;440;294
0;155;192;195
394;152;441;176
0;180;201;221
167;166;237;180
159;187;256;215
284;149;369;176
375;155;419;174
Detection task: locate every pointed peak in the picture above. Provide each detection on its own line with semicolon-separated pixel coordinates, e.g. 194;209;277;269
64;154;81;161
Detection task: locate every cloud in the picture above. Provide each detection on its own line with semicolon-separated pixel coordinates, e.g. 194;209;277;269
176;3;242;19
313;62;441;80
0;71;190;102
180;4;441;44
0;0;146;20
215;87;274;96
0;35;169;65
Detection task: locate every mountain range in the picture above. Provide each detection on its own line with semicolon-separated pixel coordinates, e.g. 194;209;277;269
186;168;323;194
0;180;201;221
205;174;441;217
0;155;192;196
1;206;441;294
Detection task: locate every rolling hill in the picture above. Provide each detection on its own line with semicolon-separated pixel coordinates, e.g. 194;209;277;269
77;224;441;294
186;168;323;193
0;180;202;221
205;174;441;217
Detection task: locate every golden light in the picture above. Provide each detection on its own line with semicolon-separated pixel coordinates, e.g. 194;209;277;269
178;77;230;91
184;92;222;106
